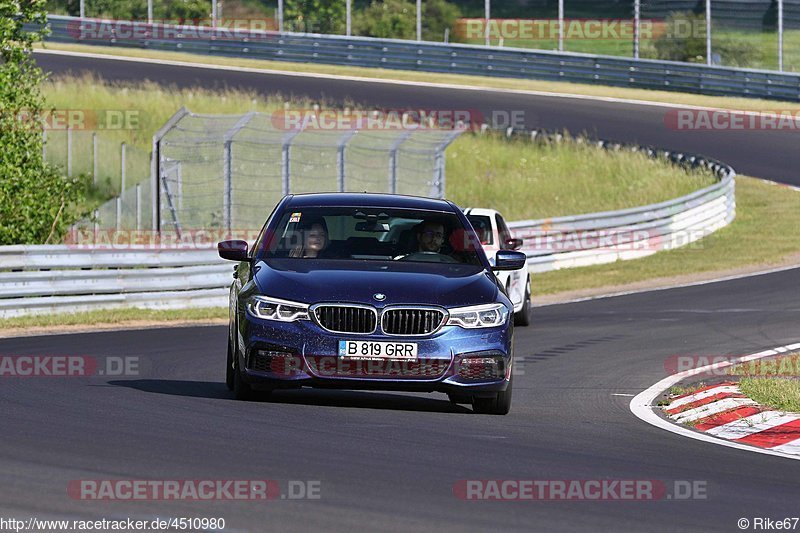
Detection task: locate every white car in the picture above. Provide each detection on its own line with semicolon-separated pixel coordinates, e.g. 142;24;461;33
463;208;531;326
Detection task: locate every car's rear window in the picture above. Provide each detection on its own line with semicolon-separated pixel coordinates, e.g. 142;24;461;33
256;207;483;266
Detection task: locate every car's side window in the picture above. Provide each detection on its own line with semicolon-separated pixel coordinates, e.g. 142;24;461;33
496;214;512;250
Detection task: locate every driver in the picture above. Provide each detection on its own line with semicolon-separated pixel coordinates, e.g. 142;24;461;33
415;220;446;253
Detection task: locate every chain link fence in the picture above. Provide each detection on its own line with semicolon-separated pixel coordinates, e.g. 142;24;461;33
79;108;465;233
43;129;157;232
43;129;150;192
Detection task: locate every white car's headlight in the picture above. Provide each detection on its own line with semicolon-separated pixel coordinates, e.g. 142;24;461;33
446;303;509;329
247;295;309;322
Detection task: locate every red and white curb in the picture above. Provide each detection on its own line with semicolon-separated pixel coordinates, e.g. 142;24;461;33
630;342;800;461
663;382;800;456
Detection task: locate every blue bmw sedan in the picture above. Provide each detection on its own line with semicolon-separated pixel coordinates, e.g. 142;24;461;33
218;193;527;414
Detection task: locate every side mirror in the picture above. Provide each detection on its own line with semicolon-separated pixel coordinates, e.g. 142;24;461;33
218;240;249;262
505;238;524;251
493;250;527;271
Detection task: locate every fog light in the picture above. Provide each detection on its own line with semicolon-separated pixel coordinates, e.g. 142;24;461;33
250;349;299;375
457;356;504;380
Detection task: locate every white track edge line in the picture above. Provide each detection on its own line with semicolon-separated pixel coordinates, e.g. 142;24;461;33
33;48;796;115
630;342;800;461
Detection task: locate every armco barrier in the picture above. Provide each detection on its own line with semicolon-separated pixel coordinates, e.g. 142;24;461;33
496;128;736;273
0;246;230;318
0;129;735;318
39;15;800;101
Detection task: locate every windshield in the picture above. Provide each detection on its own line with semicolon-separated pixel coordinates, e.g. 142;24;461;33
466;215;493;245
257;207;484;266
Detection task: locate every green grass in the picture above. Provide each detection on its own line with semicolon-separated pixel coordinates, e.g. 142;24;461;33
41;75;311;212
37;42;800;113
728;353;800;377
447;133;715;219
42;74;300;151
739;376;800;413
533;177;800;296
464;27;800;73
0;307;227;331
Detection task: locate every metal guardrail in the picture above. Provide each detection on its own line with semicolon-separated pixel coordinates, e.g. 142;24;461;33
41;15;800;101
0;246;230;318
504;129;736;273
0;135;735;317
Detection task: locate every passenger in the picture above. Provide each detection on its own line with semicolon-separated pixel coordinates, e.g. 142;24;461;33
290;217;329;258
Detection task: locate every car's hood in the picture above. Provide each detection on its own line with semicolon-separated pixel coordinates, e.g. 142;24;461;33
253;259;499;308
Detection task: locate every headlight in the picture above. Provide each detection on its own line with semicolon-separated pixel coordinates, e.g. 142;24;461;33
246;295;309;322
446;303;509;329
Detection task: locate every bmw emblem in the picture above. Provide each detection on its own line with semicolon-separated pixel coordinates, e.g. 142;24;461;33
373;293;386;302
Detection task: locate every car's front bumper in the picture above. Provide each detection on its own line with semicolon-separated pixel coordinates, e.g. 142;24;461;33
238;315;513;394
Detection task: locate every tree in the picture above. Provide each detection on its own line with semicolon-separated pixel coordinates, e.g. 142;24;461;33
0;0;88;244
354;0;462;41
285;0;346;34
421;0;461;42
354;0;416;39
652;11;762;67
46;0;212;21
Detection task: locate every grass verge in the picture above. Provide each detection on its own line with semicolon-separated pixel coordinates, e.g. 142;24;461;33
36;42;800;113
462;28;800;73
727;353;800;413
533;177;800;296
728;353;800;378
448;133;715;219
0;307;227;333
739;376;800;413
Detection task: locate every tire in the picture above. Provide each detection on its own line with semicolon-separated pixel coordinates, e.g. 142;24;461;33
447;393;472;404
472;376;513;415
231;333;255;402
514;277;532;327
226;327;235;391
233;363;254;401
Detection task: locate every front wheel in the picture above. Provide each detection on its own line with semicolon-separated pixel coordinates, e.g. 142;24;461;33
233;363;254;401
226;327;235;391
514;277;532;327
472;376;513;415
447;392;472;405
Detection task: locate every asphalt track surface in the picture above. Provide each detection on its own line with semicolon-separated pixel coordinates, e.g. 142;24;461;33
1;53;798;531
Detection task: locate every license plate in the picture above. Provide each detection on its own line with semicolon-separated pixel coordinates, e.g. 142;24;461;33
338;340;418;360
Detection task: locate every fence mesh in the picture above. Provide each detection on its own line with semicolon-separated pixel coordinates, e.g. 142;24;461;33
70;109;464;232
154;110;464;232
